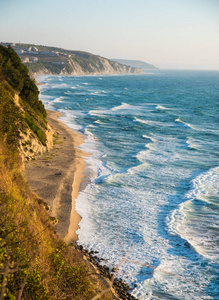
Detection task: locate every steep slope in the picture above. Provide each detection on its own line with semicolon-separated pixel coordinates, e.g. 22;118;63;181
1;43;143;76
0;45;54;161
0;45;115;299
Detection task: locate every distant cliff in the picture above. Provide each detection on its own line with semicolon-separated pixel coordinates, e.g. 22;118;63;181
111;59;158;71
1;43;143;76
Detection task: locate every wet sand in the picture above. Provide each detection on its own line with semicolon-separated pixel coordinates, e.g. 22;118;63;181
25;110;89;243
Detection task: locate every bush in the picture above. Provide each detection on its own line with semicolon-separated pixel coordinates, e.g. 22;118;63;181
0;45;47;118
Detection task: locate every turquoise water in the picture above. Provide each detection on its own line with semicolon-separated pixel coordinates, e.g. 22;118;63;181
38;70;219;299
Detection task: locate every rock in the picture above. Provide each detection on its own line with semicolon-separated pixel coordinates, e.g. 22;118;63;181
75;243;139;299
55;172;63;176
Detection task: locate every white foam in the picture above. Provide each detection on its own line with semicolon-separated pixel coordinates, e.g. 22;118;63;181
136;148;173;164
175;117;195;129
88;110;109;117
136;135;183;165
186;166;219;205
94;120;104;124
91;91;100;95
50;83;69;89
127;163;150;175
167;166;219;261
111;102;132;111
53;110;107;186
74;127;114;185
132;254;214;300
58;109;84;131
36;75;48;83
185;138;199;150
134;117;171;127
142;135;157;143
155;105;169;111
39;94;54;109
52;96;65;103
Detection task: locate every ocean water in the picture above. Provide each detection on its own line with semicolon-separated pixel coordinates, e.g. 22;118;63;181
38;70;219;300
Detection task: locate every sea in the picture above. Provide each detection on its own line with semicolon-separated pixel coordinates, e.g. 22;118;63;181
38;70;219;300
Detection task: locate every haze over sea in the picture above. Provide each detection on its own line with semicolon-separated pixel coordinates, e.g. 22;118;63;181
38;70;219;300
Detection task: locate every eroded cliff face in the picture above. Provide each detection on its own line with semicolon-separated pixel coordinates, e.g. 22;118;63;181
32;56;143;76
14;94;54;161
18;124;54;161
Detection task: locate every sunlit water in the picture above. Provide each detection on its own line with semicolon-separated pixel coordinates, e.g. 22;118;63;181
38;70;219;299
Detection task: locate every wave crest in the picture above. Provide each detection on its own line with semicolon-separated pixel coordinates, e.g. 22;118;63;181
111;102;132;111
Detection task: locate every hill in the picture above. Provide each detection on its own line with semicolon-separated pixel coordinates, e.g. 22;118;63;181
111;59;158;71
1;43;143;76
0;44;119;299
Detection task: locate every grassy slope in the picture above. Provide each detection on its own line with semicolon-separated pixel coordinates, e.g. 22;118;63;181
0;45;113;299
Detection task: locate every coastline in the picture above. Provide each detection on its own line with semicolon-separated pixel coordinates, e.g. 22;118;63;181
25;109;138;299
26;71;219;298
25;109;89;243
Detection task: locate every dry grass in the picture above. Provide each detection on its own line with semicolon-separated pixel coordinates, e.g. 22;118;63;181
0;144;115;300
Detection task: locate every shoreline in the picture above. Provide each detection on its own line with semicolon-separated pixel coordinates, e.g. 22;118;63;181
25;109;89;243
25;109;137;299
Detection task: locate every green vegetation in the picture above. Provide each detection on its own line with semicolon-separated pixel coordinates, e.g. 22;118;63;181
0;81;19;147
0;45;47;147
0;45;113;299
0;45;46;118
26;62;67;75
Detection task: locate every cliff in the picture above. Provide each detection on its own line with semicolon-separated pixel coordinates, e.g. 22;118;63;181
1;43;143;76
0;45;53;161
0;45;117;299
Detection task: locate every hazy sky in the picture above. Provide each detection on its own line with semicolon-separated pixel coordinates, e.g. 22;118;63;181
0;0;219;69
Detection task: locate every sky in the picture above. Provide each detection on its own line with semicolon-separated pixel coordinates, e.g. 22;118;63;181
0;0;219;69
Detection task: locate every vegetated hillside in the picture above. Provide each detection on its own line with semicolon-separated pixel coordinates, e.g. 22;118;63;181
1;43;143;76
111;59;158;71
0;45;113;299
0;45;53;161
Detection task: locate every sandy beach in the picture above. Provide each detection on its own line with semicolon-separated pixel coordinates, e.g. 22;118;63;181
25;110;89;243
